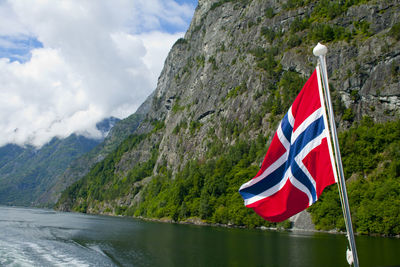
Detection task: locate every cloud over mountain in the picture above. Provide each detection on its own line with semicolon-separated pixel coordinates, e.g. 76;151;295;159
0;0;195;147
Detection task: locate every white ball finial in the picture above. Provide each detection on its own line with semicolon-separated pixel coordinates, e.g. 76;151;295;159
313;43;328;56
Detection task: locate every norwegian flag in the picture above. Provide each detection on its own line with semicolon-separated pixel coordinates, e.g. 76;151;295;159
239;67;338;222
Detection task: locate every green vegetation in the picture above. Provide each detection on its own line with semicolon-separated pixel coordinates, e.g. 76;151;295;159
210;0;232;11
173;119;188;134
172;98;185;114
196;55;205;68
290;17;311;33
174;38;188;46
58;116;400;236
389;22;400;40
261;27;279;43
264;7;275;19
311;0;357;20
353;21;372;37
133;136;282;228
189;120;202;135
309;24;352;43
150;119;165;133
312;0;344;19
283;0;306;10
342;108;355;122
287;34;302;48
285;0;373;15
279;0;378;45
208;56;218;70
251;46;279;77
57;133;156;212
309;118;400;236
225;82;248;100
260;70;306;117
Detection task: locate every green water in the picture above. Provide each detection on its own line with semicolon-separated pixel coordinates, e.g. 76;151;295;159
0;206;399;266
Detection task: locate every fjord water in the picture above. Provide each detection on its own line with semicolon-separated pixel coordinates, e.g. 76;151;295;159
1;206;399;267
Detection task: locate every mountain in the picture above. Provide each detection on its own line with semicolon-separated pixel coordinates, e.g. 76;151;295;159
36;93;153;206
0;117;118;206
38;112;146;205
0;135;101;206
0;90;152;207
57;0;400;235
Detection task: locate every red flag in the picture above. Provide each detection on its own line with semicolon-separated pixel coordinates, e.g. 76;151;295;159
239;67;337;222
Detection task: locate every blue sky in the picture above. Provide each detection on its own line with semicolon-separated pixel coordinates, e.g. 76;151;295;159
0;36;43;63
0;0;197;147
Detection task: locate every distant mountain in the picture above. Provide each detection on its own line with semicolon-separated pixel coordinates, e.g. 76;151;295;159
38;112;146;205
0;117;119;206
37;93;153;206
96;117;120;136
0;135;100;206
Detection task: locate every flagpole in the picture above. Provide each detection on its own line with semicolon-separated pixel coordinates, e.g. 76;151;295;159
313;43;360;267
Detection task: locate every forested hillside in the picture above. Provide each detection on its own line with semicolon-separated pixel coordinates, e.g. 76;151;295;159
57;0;400;236
0;134;100;206
310;118;400;236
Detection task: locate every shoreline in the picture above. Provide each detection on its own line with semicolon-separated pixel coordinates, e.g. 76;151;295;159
134;215;346;235
4;204;399;238
129;214;400;238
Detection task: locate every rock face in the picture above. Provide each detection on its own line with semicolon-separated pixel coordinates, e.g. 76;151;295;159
145;0;399;168
290;211;315;231
57;0;400;229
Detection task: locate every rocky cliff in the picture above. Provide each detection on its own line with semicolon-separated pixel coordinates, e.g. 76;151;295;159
139;0;400;173
57;0;400;233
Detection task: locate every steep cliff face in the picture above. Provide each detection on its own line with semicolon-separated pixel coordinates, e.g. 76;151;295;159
142;0;400;174
57;0;400;230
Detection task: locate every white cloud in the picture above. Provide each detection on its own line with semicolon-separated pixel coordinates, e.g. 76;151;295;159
0;0;195;147
0;1;28;36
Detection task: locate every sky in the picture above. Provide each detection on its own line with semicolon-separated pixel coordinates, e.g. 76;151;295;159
0;0;197;147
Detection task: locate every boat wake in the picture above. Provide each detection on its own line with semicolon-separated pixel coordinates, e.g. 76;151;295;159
0;208;117;266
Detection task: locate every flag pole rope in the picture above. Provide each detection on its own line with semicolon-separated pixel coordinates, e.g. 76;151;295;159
313;43;359;267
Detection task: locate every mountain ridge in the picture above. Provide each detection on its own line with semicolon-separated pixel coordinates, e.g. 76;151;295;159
37;90;154;205
0;134;102;206
0;117;119;206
